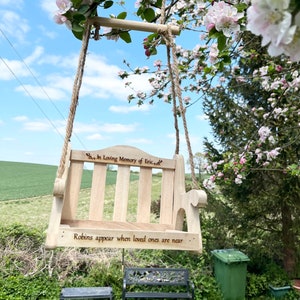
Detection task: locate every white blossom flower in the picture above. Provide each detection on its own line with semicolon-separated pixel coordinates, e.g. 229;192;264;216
235;174;243;184
209;44;219;64
258;126;271;143
266;148;281;161
247;0;297;58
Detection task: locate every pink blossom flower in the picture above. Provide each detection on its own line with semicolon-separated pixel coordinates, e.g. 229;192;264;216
239;157;246;165
53;12;67;24
184;96;191;104
135;0;142;8
56;0;72;14
204;1;244;37
153;60;162;69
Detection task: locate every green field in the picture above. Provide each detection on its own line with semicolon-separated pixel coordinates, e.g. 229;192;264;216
0;161;140;201
0;161;150;228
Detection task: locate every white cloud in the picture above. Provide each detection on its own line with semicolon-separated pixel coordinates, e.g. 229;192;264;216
196;114;208;121
127;138;153;144
40;0;57;18
86;133;105;141
11;51;152;104
73;122;101;134
24;46;44;65
23;121;52;132
0;0;23;7
13;115;28;122
38;25;57;39
13;116;61;133
73;121;137;134
2;137;15;141
81;53;152;100
15;84;68;101
0;46;43;81
0;9;30;43
109;104;151;113
99;123;137;133
0;58;31;80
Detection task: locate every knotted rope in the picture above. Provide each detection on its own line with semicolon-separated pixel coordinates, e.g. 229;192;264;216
56;25;91;179
160;2;198;189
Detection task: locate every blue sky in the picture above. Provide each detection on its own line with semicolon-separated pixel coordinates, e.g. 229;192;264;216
0;1;210;167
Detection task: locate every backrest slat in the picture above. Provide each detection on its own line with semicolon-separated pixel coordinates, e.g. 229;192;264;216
113;165;130;221
137;167;152;223
62;160;84;220
89;162;107;221
160;169;174;224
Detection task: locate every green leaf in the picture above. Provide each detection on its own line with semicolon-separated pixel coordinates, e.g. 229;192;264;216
222;55;231;64
72;13;86;23
119;31;132;43
77;5;90;14
146;33;158;42
217;35;227;51
236;3;248;12
208;28;219;39
71;0;82;9
104;1;113;9
72;22;84;32
117;12;127;20
155;0;162;8
150;47;157;56
72;29;83;40
143;8;156;22
136;6;143;17
203;66;212;74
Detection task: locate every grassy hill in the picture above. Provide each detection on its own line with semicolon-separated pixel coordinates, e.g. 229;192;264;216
0;161;103;201
0;161;140;228
0;161;133;201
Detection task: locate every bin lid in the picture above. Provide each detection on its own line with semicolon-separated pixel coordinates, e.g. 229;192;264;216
211;249;250;264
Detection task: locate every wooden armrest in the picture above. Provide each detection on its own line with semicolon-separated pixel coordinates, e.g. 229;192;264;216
185;189;207;208
53;177;66;198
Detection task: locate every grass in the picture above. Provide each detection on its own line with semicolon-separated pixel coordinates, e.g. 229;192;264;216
0;161;159;228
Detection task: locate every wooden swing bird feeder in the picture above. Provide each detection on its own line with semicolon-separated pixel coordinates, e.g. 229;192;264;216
45;16;207;253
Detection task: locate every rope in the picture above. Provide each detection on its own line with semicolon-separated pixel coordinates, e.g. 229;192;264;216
160;2;198;188
169;30;198;189
56;24;91;178
167;45;180;155
161;2;180;155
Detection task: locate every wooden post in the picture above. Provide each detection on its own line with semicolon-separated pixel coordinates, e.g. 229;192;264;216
88;17;180;35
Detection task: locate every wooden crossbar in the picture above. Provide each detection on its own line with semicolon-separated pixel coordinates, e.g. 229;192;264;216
88;17;181;35
46;145;207;252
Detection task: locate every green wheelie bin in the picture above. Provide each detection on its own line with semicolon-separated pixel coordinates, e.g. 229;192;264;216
211;249;250;300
